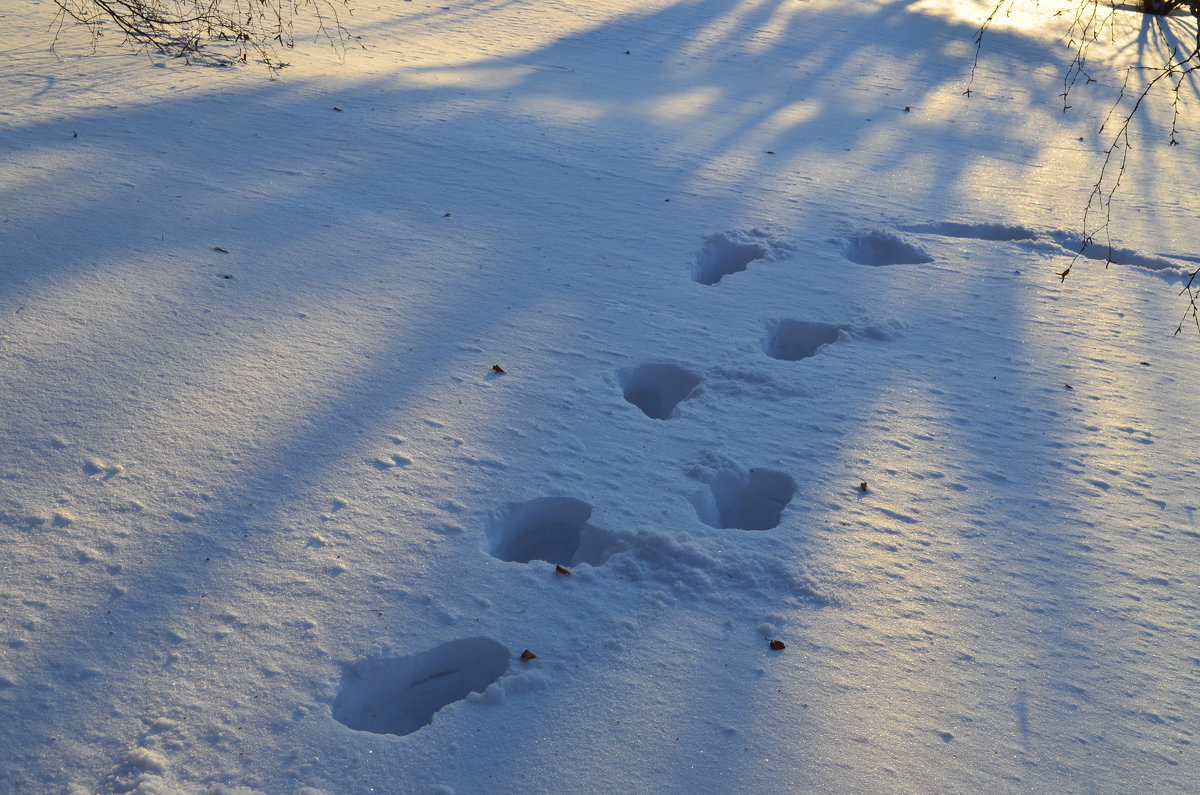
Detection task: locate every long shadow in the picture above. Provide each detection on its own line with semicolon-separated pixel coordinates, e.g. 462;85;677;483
4;0;1188;791
0;65;580;790
313;2;1143;791
360;0;1069;225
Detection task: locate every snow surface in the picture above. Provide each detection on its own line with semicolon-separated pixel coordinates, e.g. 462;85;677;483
2;0;1200;792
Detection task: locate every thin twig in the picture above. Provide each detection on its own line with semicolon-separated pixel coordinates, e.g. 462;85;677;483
52;0;355;73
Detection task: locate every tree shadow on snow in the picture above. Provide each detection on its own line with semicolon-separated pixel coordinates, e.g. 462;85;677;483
0;1;1192;792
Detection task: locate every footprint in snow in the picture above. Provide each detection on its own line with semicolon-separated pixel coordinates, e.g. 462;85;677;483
332;638;510;736
840;230;932;267
691;229;792;285
486;497;618;567
618;362;702;420
691;464;797;531
762;319;848;362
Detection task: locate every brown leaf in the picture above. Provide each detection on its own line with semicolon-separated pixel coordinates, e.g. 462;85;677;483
769;639;786;651
492;364;506;374
213;246;230;254
520;649;537;661
554;564;572;576
1064;384;1073;389
332;106;343;112
859;481;868;492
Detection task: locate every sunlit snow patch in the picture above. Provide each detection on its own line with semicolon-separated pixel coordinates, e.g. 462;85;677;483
618;362;702;419
692;467;796;531
762;320;847;361
332;638;510;736
841;230;933;266
486;497;618;567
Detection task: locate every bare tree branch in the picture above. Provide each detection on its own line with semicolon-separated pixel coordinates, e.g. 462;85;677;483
51;0;358;73
968;1;1200;331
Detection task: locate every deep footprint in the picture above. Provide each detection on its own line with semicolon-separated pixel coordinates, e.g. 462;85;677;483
332;637;510;736
693;467;797;531
763;320;846;361
842;230;932;266
618;363;701;419
691;230;775;285
486;497;617;567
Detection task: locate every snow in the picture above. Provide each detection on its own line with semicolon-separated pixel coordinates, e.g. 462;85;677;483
1;0;1199;791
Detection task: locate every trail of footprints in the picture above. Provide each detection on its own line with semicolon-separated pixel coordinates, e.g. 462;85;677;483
333;220;1087;738
330;227;894;738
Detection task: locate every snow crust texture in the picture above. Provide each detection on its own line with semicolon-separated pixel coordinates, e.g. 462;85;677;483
332;638;511;736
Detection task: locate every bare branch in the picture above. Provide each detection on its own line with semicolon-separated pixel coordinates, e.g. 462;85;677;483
52;0;358;73
972;1;1200;333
